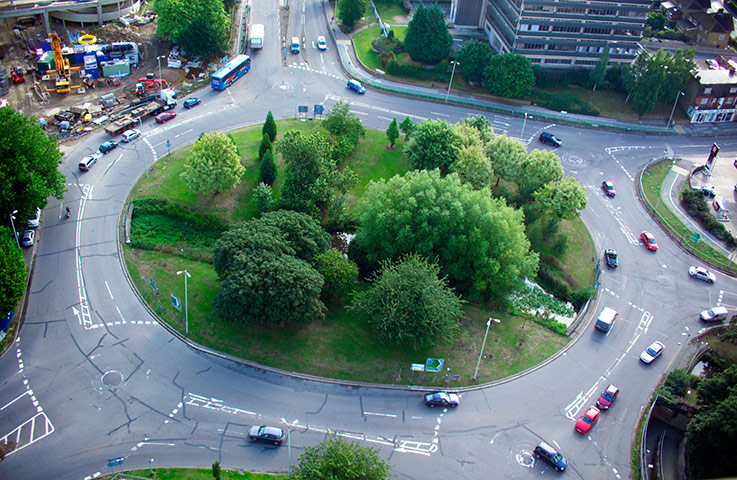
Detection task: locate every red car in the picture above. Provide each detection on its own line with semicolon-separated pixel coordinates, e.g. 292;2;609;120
641;232;658;251
155;111;177;123
596;385;619;410
575;406;600;434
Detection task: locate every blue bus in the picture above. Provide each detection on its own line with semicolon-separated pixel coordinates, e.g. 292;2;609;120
211;55;251;90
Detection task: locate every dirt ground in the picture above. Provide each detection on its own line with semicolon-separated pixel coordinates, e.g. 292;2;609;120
1;13;185;126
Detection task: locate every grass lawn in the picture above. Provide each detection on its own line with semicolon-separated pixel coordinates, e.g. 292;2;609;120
375;2;410;24
641;160;737;274
557;217;596;290
352;25;407;72
126;468;284;480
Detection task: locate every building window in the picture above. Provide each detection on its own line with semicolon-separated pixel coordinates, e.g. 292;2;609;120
530;58;541;63
725;97;735;105
704;87;712;94
730;87;737;93
699;98;708;105
720;34;725;40
583;27;611;34
523;43;545;50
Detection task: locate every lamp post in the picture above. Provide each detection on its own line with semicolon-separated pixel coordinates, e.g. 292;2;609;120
445;60;460;103
473;318;500;381
156;55;166;88
9;210;20;248
668;91;684;126
137;117;147;175
520;112;528;139
177;269;191;335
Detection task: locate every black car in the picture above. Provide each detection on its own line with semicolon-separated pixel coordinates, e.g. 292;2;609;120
99;140;119;154
534;441;568;471
424;391;459;408
605;249;618;268
248;425;284;445
539;131;562;147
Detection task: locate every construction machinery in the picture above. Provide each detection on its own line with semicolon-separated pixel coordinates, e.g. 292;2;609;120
45;32;82;93
10;66;25;84
135;73;168;96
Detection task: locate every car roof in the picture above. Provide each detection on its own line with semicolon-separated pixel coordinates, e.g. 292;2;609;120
605;385;618;394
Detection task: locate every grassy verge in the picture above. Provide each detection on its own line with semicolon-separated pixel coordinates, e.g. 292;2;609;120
125;468;284;479
352;25;407;72
641;160;737;274
375;2;409;23
551;218;596;291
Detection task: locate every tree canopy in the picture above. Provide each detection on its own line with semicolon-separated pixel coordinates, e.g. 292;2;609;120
290;435;392;480
350;254;463;349
258;150;277;186
403;3;452;64
518;149;565;198
337;0;367;31
486;134;527;187
262;111;277;142
313;249;358;299
0;107;66;224
0;226;26;315
455;40;495;84
351;169;538;300
403;119;461;175
153;0;230;58
533;176;588;220
322;100;365;160
180;132;244;194
483;54;535;99
386;118;399;147
629;48;697;114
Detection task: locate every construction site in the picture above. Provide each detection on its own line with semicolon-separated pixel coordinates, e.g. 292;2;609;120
0;4;211;142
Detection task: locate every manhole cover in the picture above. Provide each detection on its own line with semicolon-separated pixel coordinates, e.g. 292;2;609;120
102;370;123;387
516;449;535;468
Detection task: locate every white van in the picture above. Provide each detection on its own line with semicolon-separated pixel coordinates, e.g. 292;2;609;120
595;307;617;333
121;129;141;143
700;306;728;322
290;37;300;53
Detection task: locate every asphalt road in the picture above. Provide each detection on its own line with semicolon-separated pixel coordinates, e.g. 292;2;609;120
2;1;737;478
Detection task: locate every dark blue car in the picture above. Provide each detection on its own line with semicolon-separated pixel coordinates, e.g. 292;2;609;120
183;97;201;109
534;441;568;471
347;79;366;94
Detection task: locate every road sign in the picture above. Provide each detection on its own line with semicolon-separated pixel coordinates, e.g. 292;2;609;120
692;232;701;243
171;293;182;312
425;358;444;372
107;457;124;467
410;363;425;372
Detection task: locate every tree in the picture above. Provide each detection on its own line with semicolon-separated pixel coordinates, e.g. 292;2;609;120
181;132;244;194
258;133;272;161
386;118;399;147
455;40;495;84
403;119;461;175
313;249;359;299
337;0;367;31
647;11;666;30
590;46;609;91
322;100;365;159
461;114;494;143
211;460;221;480
351;170;538;300
533;177;588;221
404;3;452;64
630;48;697;114
258;150;277;186
399;117;415;140
0;108;66;226
483;54;535;99
251;182;273;215
0;226;26;315
686;391;737;478
257;210;331;261
450;144;493;190
697;364;737;406
350;254;463;348
279;131;337;215
154;0;230;58
290;435;392;480
518;150;564;198
262;111;277;142
486;134;527;187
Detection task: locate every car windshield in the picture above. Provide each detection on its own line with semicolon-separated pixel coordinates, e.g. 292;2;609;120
707;309;716;316
647;347;658;355
554;454;563;462
583;416;594;424
602;392;614;401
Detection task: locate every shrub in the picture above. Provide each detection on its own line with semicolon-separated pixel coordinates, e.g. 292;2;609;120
386;58;421;76
530;89;601;116
680;188;737;248
378;51;396;67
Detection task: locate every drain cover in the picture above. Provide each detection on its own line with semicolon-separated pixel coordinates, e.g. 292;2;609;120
102;370;123;387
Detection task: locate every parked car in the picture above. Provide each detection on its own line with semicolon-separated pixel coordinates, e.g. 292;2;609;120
347;79;366;94
539;131;562;147
424;391;459;408
596;385;619;410
601;181;616;197
696;184;716;197
79;152;103;171
317;35;327;50
20;229;34;247
155;111;177;123
248;425;284;445
575;406;600;434
689;266;715;283
605;249;618;268
534;441;568;471
183;97;201;109
700;306;728;322
99;140;119;154
290;36;300;53
121;129;141;142
640;341;664;364
27;207;41;228
640;232;658;251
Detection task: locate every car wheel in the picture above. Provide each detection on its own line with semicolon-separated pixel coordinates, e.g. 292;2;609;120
429;404;435;407
555;466;562;472
273;441;280;445
450;404;457;408
709;279;714;284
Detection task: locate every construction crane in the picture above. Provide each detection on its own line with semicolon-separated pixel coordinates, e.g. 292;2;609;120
45;32;82;93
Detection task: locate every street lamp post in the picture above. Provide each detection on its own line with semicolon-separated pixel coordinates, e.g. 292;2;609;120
520;112;528;139
473;318;500;381
177;269;191;335
137;117;147;176
9;210;20;248
668;91;684;126
156;55;166;87
445;61;459;103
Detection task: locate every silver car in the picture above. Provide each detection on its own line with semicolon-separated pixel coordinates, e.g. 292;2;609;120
640;341;664;364
689;266;715;283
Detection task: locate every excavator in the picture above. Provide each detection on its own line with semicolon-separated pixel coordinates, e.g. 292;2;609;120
45;32;82;93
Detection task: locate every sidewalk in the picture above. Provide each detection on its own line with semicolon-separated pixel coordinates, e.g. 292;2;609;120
323;9;737;137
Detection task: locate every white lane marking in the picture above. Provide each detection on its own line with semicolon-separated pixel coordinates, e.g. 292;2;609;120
75;184;95;330
364;411;398;418
430;111;449;117
105;281;114;299
174;128;193;138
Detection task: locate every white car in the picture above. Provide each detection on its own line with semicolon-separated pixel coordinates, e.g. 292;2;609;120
27;207;41;228
317;36;327;50
689;266;715;283
640;341;664;364
121;129;141;143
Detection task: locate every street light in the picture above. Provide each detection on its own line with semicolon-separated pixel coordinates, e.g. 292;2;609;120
473;317;500;381
668;91;684;126
137;117;147;176
445;60;460;103
9;210;20;249
520;112;528;139
156;55;167;87
177;269;191;335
